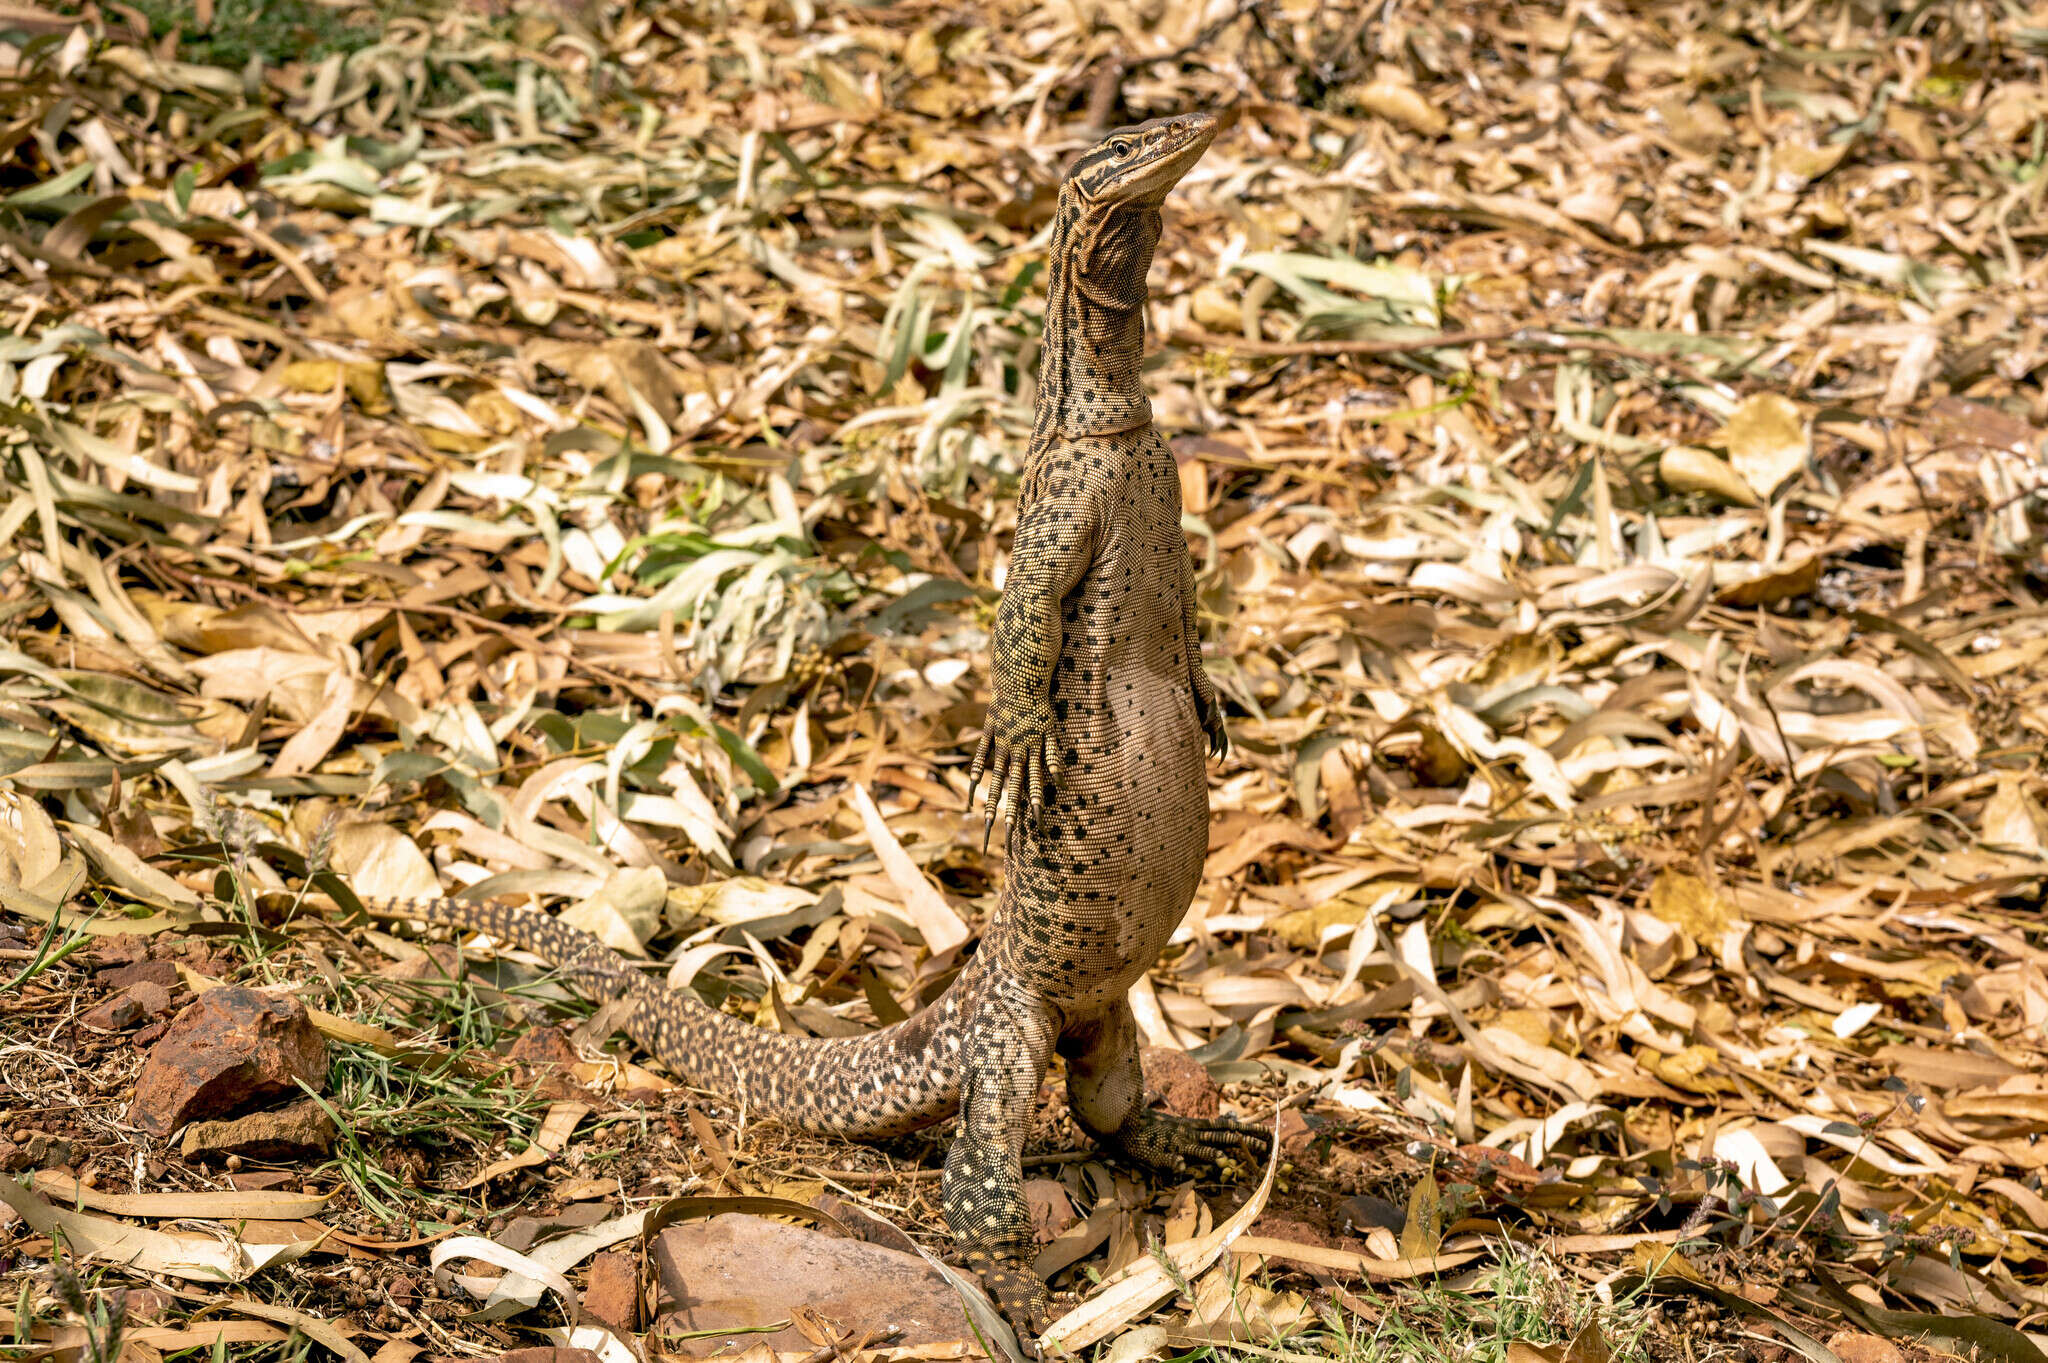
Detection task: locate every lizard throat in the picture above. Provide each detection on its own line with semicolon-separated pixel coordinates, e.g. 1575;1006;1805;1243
1032;199;1161;446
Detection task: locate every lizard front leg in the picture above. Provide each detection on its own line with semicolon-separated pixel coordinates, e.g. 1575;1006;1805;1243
970;472;1102;837
1179;545;1228;761
945;989;1060;1348
1060;1002;1270;1178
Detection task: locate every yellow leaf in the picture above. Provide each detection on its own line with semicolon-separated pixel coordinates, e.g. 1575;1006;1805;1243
416;425;490;454
901;28;939;78
279;359;387;412
1398;1176;1442;1261
1491;1008;1557;1050
1982;775;2048;858
1631;1240;1709;1281
1769;140;1848;186
1648;871;1737;939
1655;95;1733;153
813;58;873;113
1269;896;1377;949
1716;392;1808;501
1659;445;1759;506
1191;283;1239;331
1349;71;1448;136
1644;1044;1735;1095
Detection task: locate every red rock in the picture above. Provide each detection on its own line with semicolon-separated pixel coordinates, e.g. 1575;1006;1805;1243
81;993;147;1032
1142;1046;1220;1119
127;981;175;1015
583;1251;639;1331
82;981;178;1033
129;988;328;1136
180;1096;336;1161
653;1215;970;1355
99;961;181;990
87;938;147;967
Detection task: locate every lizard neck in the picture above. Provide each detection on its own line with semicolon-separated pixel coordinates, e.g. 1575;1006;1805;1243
1031;191;1161;451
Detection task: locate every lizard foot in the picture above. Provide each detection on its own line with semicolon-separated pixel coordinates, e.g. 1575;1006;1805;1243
1102;1109;1273;1181
969;695;1066;843
956;1249;1055;1355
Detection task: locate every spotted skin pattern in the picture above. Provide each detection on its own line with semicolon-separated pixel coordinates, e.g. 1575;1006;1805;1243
361;111;1268;1347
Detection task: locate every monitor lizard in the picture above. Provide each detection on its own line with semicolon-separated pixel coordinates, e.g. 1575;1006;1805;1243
359;109;1265;1342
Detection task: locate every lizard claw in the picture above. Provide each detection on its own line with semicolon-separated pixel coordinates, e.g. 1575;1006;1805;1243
972;695;1063;846
1194;685;1229;761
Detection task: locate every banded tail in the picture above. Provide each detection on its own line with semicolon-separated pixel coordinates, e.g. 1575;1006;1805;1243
360;896;969;1138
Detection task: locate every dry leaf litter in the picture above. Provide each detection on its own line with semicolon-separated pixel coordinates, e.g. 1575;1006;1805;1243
3;0;2048;1359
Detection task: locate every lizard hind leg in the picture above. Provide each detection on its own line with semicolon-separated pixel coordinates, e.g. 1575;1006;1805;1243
1060;1002;1272;1179
944;988;1061;1347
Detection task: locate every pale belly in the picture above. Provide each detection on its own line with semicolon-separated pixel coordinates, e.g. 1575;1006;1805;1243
989;430;1210;1017
997;648;1209;1015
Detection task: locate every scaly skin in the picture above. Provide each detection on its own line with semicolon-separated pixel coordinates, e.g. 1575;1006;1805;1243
359;110;1267;1347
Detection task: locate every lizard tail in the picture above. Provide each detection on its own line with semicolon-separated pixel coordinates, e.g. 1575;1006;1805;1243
361;896;967;1139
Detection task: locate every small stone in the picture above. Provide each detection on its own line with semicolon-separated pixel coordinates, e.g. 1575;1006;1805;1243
130;988;329;1136
653;1215;970;1355
1142;1047;1220;1119
81;993;148;1032
181;1097;337;1162
82;981;177;1031
127;981;175;1016
98;960;181;990
1826;1334;1904;1363
583;1251;639;1331
87;938;147;967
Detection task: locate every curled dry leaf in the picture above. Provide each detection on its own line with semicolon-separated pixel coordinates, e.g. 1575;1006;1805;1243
1717;393;1810;501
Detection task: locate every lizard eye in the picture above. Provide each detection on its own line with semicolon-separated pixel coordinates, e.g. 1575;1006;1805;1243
1109;138;1133;158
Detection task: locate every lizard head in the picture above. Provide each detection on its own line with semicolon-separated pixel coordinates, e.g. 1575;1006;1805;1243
1062;111;1220;209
